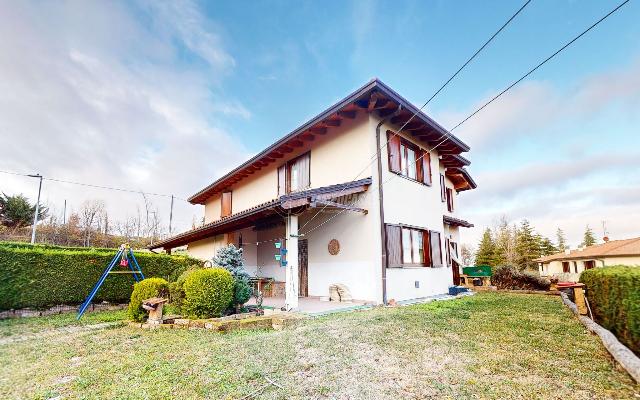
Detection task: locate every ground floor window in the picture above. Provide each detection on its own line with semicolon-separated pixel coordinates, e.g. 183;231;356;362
385;224;442;268
562;261;570;273
584;260;596;270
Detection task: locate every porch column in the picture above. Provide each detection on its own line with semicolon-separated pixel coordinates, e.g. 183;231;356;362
285;214;299;311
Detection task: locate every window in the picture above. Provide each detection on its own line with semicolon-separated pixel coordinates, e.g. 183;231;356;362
430;231;443;267
440;174;446;202
221;191;232;218
562;261;570;273
385;224;441;267
573;261;578;273
278;152;310;195
584;260;596;270
446;188;454;212
387;131;431;185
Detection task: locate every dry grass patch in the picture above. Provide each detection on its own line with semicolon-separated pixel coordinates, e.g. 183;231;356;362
0;293;637;399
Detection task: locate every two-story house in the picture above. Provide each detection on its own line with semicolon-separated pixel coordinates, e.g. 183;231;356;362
150;79;476;310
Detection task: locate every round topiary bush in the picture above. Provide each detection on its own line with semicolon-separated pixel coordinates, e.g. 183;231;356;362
169;268;201;314
128;277;169;322
183;268;234;318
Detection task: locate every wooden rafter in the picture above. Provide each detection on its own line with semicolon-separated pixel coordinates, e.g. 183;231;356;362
310;199;368;214
338;110;356;119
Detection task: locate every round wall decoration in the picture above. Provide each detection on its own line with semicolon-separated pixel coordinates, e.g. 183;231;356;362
328;239;340;255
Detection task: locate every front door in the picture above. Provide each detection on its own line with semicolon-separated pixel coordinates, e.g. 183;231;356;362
452;261;461;285
298;239;308;297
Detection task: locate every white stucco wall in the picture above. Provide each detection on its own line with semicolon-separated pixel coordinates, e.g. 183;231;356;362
299;187;381;302
375;119;460;300
187;235;227;261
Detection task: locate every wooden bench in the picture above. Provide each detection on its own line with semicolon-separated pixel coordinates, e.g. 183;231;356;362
142;297;168;325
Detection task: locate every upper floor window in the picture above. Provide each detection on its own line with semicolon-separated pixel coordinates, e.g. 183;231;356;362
278;152;310;196
221;191;232;218
446;188;454;212
387;131;431;185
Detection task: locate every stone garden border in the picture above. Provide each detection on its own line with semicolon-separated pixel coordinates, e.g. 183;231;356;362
128;310;305;333
561;292;640;383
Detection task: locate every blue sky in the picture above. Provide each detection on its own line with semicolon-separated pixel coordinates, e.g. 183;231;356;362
1;0;639;248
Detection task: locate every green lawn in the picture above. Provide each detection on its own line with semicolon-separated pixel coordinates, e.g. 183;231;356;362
0;293;636;399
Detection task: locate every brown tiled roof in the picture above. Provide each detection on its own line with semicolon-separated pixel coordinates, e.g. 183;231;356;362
443;215;474;228
535;237;640;263
188;79;473;204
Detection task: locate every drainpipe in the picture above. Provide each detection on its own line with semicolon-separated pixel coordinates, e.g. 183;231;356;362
375;106;402;305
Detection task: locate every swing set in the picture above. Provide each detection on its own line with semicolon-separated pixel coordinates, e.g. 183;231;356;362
77;243;145;319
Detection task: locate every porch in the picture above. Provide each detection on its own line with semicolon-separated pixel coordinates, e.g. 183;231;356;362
151;178;379;310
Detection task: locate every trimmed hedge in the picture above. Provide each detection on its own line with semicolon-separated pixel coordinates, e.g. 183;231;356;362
183;268;234;318
0;243;202;310
128;278;169;322
580;266;640;355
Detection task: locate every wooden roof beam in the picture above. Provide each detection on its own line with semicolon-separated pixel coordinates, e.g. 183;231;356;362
338;110;356;119
288;139;304;147
309;127;327;135
322;119;341;127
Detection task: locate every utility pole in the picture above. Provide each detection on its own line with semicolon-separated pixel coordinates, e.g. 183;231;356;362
28;174;43;244
169;195;174;235
62;199;67;224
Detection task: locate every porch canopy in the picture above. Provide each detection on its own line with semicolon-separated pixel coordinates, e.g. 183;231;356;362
149;177;372;251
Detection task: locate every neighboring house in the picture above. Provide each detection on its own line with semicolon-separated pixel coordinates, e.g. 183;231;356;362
536;237;640;281
150;79;476;309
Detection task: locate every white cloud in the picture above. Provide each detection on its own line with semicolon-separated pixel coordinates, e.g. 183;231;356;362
0;1;250;235
437;58;640;151
441;59;640;249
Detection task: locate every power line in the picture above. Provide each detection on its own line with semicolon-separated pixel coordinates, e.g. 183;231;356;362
448;0;631;132
298;0;532;233
0;169;189;201
303;0;629;237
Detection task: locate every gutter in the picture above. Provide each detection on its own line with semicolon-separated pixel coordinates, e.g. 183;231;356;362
375;106;402;305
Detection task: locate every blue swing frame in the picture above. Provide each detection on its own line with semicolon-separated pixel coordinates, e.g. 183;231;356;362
77;244;145;319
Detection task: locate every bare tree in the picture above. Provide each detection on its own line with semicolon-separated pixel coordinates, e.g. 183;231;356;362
79;200;105;247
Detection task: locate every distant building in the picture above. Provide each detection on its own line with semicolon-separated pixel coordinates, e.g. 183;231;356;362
536;237;640;281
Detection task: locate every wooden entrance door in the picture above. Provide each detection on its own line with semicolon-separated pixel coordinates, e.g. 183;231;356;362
452;261;461;285
298;239;308;297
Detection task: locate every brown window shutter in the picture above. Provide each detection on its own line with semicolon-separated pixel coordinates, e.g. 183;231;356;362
430;231;443;267
446;188;454;212
385;224;402;267
423;230;432;267
221;191;232;218
416;151;424;182
440;174;446;202
445;238;451;266
422;152;432;185
277;165;287;196
387;131;401;173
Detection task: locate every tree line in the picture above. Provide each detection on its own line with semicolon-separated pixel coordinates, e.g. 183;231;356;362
473;216;599;270
0;192;174;248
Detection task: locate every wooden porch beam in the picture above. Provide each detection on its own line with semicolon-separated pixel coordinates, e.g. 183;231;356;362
311;199;368;214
